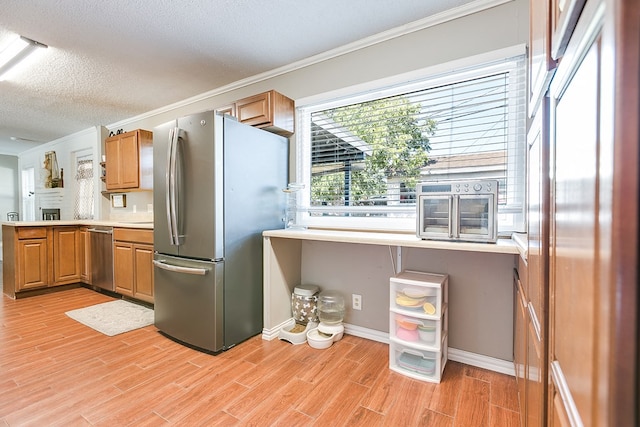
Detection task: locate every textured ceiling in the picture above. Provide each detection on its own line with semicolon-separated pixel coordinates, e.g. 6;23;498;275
0;0;479;155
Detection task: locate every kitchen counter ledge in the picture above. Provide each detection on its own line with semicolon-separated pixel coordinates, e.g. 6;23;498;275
263;228;519;255
1;220;153;229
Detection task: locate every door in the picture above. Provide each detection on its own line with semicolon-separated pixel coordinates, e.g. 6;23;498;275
17;239;48;290
153;111;221;260
53;227;81;285
153;253;223;352
457;194;495;240
418;195;452;238
114;242;134;296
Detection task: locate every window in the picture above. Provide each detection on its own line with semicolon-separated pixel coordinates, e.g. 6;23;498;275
296;51;527;234
74;155;94;219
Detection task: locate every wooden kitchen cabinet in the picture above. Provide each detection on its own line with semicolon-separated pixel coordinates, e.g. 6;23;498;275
220;90;295;137
104;129;153;191
548;5;602;423
52;227;81;285
529;0;556;114
2;225;83;297
15;227;49;291
79;226;91;284
113;228;154;303
513;265;527;427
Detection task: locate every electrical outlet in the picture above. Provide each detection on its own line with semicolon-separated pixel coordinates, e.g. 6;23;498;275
352;294;362;311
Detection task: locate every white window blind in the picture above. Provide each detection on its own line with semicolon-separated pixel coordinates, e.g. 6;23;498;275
297;54;527;233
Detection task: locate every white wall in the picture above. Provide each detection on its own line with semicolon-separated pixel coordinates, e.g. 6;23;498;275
0;154;19;260
107;0;529;144
18;126;104;220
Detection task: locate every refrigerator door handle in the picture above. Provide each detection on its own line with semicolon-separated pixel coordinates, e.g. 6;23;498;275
168;127;183;245
153;260;209;276
165;128;176;245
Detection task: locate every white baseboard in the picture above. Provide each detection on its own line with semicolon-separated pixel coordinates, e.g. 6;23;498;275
447;347;515;376
262;321;515;376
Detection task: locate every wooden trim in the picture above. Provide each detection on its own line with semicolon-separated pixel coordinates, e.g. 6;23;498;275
605;0;640;424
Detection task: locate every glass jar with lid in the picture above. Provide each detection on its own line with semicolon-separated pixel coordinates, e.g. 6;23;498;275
317;290;345;325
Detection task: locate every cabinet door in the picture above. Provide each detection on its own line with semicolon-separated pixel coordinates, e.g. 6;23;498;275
17;239;48;290
513;269;527;425
527;98;549;333
79;227;91;284
105;136;122;189
526;313;544;427
117;132;141;189
529;0;556;112
113;242;134;296
549;27;600;427
133;244;154;303
235;92;271;127
105;131;141;190
53;227;81;285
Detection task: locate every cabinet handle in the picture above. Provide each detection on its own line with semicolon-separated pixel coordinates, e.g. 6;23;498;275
87;228;113;234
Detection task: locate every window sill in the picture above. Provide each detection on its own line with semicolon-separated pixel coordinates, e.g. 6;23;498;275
263;228;519;255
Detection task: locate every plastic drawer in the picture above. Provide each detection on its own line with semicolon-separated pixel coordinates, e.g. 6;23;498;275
389;335;448;383
390;306;448;348
390;271;448;318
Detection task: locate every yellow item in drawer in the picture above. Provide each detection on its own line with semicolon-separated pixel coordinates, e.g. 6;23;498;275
396;294;425;307
422;302;436;315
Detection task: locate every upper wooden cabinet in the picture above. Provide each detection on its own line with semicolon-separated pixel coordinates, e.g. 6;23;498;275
104;129;153;191
529;0;556;114
219;90;295;137
550;0;587;60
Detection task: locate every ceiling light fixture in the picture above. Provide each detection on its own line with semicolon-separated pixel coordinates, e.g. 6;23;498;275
0;35;48;81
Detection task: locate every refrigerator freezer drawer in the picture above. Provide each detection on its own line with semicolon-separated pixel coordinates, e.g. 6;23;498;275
153;254;224;353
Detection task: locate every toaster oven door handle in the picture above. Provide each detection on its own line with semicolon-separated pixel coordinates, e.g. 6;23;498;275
449;195;457;238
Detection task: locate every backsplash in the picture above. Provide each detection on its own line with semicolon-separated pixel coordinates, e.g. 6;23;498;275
108;191;153;222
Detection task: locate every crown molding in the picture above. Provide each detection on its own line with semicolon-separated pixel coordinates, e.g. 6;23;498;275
107;0;513;129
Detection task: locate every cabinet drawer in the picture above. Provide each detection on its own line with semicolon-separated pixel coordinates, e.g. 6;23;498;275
389;335;448;383
113;228;153;244
390;307;447;348
17;227;47;239
390;271;448;318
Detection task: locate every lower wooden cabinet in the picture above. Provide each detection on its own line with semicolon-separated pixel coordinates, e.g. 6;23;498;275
6;226;80;293
513;267;527;426
52;227;81;285
17;236;49;291
79;226;91;284
113;228;154;303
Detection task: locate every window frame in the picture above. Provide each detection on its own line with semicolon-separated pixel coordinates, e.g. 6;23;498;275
295;45;527;233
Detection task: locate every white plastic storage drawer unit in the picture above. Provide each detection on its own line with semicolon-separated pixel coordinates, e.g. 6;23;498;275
389;270;448;383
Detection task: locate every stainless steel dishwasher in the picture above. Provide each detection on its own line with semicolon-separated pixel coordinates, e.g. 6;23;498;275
87;226;114;291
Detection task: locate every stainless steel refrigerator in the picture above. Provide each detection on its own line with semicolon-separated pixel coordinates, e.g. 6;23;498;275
152;111;288;353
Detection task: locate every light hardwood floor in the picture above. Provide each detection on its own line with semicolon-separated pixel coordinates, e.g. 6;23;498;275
0;282;520;426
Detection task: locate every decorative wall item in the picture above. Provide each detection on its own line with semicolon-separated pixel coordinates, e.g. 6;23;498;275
43;151;63;188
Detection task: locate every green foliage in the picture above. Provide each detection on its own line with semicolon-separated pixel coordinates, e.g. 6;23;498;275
312;95;436;206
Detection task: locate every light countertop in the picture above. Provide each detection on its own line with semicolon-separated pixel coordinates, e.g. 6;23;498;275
263;228;521;255
1;220;153;229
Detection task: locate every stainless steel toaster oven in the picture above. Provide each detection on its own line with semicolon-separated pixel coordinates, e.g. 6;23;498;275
416;180;498;243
